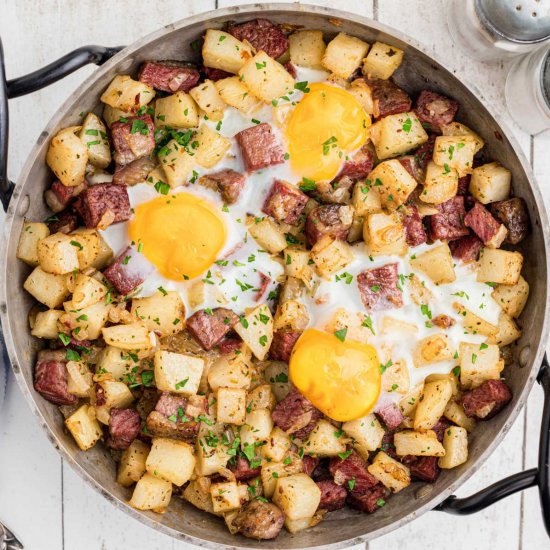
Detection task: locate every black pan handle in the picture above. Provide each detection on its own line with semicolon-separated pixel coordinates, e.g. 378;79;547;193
0;37;123;210
437;353;550;538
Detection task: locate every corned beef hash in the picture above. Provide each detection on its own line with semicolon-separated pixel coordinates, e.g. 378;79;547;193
17;18;531;540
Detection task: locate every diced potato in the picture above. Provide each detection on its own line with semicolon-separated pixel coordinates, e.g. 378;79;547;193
91;232;113;270
183;477;217;514
264;361;290;402
324;308;372;345
410;243;455;284
215;76;261;114
117;440;150;487
408;274;434;305
453;302;497;338
64;300;111;341
273;473;321;520
71;274;107;310
444;400;476;432
414;334;455;367
129;472;172;512
102;323;154;351
285;513;324;534
31;309;64;339
311;235;354;277
249;218;287;253
46;126;88;187
370;112;428;160
195;432;230;477
261;427;291;462
399;384;424;418
381;359;410;394
239;51;295;103
210;480;241;513
439;426;468;469
154;91;199;129
95;345;132;382
351;180;382;221
342;413;385;457
69;229;102;270
100;75;155;112
246;383;278;412
477;249;523;285
202;29;254;74
284;248;314;289
37;233;79;275
364;211;407;256
440;121;485;154
195;124;231;169
233;304;273;360
158;138;195;188
349;78;375;115
322;33;370;79
240;408;273;447
487;312;522;347
261;455;303;498
146;438;195;486
362;41;404;80
367;159;417;210
78;113;110;168
131;291;185;335
425;371;460;398
367;451;411;493
216;387;247;425
208;353;252;391
23;267;70;308
421;161;459;204
303;419;347;457
154;350;204;395
17;222;50;266
459;342;503;389
66;360;93;398
97;380;134;409
189;80;225;121
492;276;529;319
469;162;511;204
102;104;132;127
65;404;102;451
381;316;418;335
289;30;326;69
394;430;446;457
274;299;309;331
432;136;476;177
414;379;453;431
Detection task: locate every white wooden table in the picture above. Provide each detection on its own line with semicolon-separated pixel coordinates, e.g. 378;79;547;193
0;1;549;548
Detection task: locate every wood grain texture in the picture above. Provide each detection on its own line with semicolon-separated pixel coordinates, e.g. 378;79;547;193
0;1;548;549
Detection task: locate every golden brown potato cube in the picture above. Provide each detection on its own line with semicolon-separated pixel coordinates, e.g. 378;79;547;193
91;232;113;270
146;438;195;486
432;136;477;177
311;235;354;276
367;451;411;493
459;342;504;389
303;419;347;457
364;211;407;256
103;104;132;127
78;113;111;168
273;473;321;520
195;124;231;169
117;440;150;487
46;126;88;187
421;160;459;204
351;180;382;219
440;121;485;154
71;274;107;309
453;302;498;339
362;41;404;80
408;274;434;306
394;430;446;457
37;233;79;275
240;408;274;448
129;472;172;512
324;308;372;345
154;350;204;395
65;404;102;451
399;384;424;418
492;276;529;318
69;229;101;270
410;243;456;284
158;139;195;188
469;162;511;204
24;267;70;308
348;78;375;115
207;353;252;391
414;334;455;367
195;431;230;477
322;32;370;79
215;76;261;114
370;112;428;160
66;360;93;398
487;311;522;347
381;359;410;394
477;249;523;285
202;29;254;74
284;248;314;289
342;413;385;456
102;323;153;351
97;380;134;410
95;345;132;382
31;309;64;339
274;299;309;331
189;80;225;121
183;478;217;514
64;300;111;341
439;426;468;469
284;514;324;535
261;456;303;498
425;371;460;399
289;30;326;69
100;75;155;112
154;91;199;129
261;427;291;462
414;379;453;431
210;480;241;513
17;222;50;266
380;316;418;335
131;291;185;335
239;51;295;103
216;387;247;425
234;304;273;360
444;400;476;432
367;159;418;210
249;218;287;253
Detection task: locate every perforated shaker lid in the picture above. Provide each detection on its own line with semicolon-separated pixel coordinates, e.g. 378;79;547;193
476;0;550;43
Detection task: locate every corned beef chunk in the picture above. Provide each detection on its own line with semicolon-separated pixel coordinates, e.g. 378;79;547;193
271;387;322;439
186;308;239;350
235;123;285;172
305;204;354;245
262;180;309;225
357;263;403;311
461;380;512;420
138;60;200;93
415;90;459;132
228;19;289;59
73;183;130;229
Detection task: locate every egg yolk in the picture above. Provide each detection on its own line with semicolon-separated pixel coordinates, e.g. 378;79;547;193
128;192;226;281
285;82;370;182
289;328;381;422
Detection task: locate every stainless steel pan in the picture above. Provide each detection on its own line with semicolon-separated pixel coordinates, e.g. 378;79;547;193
1;4;550;548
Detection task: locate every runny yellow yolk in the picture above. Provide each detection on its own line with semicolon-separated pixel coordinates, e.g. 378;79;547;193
128;192;226;281
285;82;370;182
289;328;381;422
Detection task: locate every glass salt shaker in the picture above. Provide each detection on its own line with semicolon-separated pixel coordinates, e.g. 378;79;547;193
447;0;550;61
505;44;550;134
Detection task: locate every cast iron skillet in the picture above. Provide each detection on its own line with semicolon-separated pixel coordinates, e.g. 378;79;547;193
0;5;550;548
